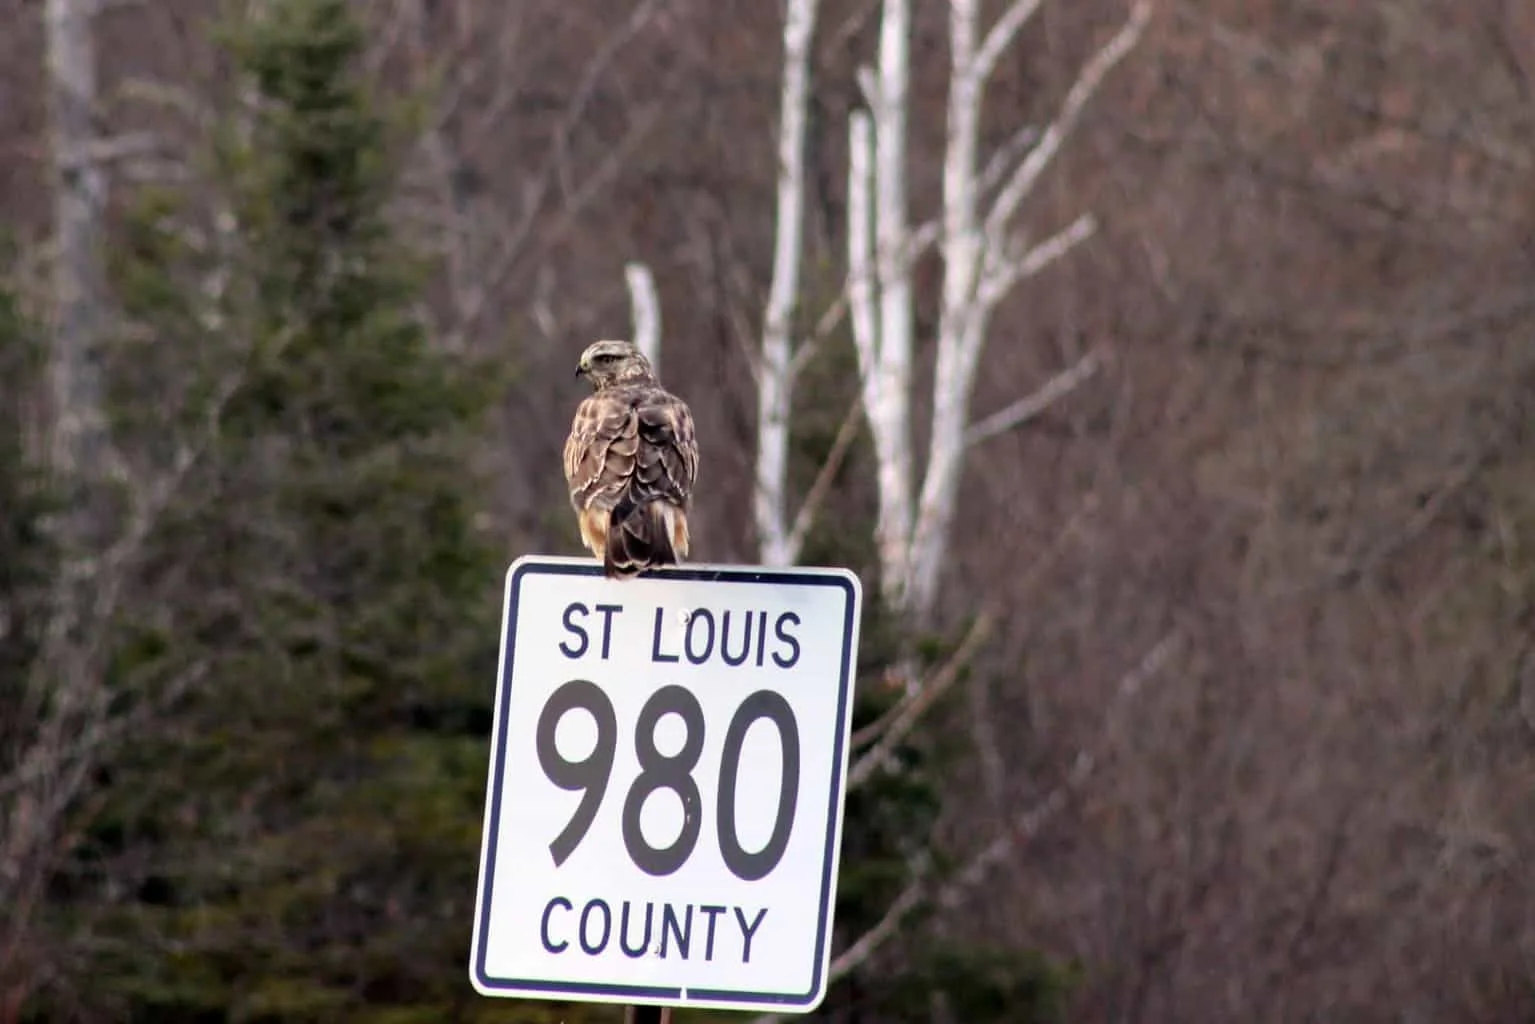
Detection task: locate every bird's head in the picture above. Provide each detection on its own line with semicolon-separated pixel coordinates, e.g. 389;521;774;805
575;339;654;391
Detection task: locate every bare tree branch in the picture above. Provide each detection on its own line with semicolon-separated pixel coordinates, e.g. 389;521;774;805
978;122;1041;197
446;0;675;337
848;608;997;789
785;395;863;558
830;853;931;974
852;493;1097;760
979;211;1097;306
786;289;848;378
947;629;1181;894
752;629;1183;1024
984;0;1151;247
964;347;1102;447
973;0;1045;85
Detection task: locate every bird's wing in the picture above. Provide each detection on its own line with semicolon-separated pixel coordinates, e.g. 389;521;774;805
632;389;699;509
564;393;639;511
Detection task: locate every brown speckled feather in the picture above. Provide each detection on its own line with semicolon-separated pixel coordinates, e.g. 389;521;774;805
564;381;698;577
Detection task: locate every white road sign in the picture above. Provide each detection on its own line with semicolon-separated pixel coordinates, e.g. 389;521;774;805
471;555;863;1014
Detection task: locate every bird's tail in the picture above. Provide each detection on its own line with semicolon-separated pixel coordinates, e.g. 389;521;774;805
604;497;680;578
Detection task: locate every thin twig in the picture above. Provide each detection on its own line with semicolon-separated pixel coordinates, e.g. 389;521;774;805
964;347;1102;447
763;629;1184;1021
979;212;1097;307
788;215;937;379
984;0;1151;243
973;0;1046;84
785;396;864;556
848;608;997;789
787;291;849;378
852;493;1099;752
946;629;1181;895
453;0;673;333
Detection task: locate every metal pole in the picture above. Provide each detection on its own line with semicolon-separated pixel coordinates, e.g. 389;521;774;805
624;1005;670;1024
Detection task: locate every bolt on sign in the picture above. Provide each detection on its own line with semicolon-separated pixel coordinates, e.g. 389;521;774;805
471;556;863;1014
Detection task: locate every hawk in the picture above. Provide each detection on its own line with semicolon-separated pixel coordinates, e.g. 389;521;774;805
563;339;699;578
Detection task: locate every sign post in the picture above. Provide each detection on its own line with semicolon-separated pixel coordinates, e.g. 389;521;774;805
471;556;863;1015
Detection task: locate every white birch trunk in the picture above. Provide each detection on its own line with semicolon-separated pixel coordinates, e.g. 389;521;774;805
869;0;915;608
855;0;917;611
625;261;661;375
846;110;880;431
746;4;1152;991
741;0;1143;618
45;0;107;487
4;0;109;975
908;0;986;622
754;0;820;568
853;0;1146;625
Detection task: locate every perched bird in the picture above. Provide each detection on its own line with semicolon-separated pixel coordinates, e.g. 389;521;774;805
563;339;699;578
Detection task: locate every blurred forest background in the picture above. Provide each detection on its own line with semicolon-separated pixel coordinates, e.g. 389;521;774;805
2;0;1534;1021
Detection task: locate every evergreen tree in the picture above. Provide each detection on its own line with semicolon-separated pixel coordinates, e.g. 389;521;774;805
0;268;50;702
0;260;59;1015
34;2;587;1020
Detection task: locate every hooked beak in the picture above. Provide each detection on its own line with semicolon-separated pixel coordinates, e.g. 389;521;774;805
574;363;586;379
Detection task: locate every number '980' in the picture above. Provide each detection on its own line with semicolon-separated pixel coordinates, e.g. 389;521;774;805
535;680;801;881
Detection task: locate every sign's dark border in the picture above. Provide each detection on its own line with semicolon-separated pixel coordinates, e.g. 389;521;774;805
471;558;861;1010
